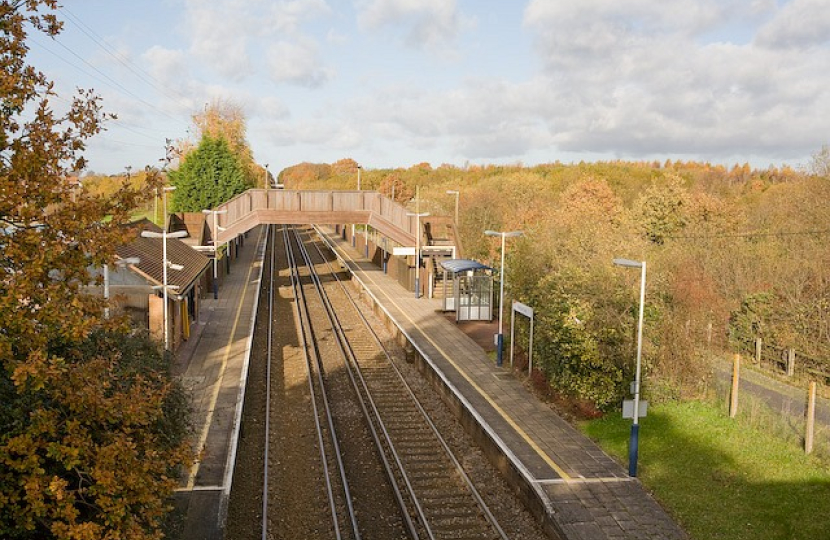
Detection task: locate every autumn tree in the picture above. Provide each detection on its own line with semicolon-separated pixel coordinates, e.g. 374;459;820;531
808;144;830;178
632;176;690;244
0;3;192;538
181;100;260;187
169;135;251;211
379;172;414;203
279;162;333;189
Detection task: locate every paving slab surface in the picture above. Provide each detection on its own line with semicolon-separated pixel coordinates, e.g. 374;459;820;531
172;225;266;540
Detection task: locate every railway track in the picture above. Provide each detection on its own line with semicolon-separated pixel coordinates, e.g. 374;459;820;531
256;224;511;540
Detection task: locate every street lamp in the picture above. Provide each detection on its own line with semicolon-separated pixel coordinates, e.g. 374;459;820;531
408;212;430;298
103;256;140;319
352;164;362;247
264;163;269;190
446;189;460;226
613;257;646;477
485;230;523;367
202;208;228;299
141;186;186;352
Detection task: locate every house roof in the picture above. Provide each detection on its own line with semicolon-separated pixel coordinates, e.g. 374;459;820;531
116;225;210;298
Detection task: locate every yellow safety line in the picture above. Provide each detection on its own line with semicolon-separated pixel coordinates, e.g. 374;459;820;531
186;226;265;490
330;235;572;481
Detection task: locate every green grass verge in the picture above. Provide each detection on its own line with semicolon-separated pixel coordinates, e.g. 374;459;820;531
578;401;830;540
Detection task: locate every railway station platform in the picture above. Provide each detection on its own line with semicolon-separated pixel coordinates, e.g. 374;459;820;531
316;226;687;540
172;225;266;540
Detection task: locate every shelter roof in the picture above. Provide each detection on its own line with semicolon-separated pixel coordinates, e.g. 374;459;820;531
117;225;210;298
439;259;491;274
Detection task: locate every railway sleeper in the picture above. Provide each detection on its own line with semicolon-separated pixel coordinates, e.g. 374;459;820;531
422;503;484;519
389;434;436;445
384;424;433;436
429;514;491;531
401;455;452;468
412;477;464;493
417;490;478;506
405;468;450;481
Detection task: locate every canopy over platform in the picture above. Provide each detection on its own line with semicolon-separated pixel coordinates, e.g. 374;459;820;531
440;259;492;274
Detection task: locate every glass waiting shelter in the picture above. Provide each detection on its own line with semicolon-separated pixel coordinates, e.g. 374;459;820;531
440;259;493;322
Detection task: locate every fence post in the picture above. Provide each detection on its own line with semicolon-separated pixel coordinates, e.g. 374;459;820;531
805;381;816;454
786;348;795;377
755;337;762;365
730;354;741;418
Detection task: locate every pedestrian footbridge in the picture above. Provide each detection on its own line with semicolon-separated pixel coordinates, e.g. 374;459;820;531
208;189;461;300
212;189;421;247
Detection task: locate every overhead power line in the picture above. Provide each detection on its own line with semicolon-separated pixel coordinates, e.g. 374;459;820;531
58;7;192;106
30;34;182;125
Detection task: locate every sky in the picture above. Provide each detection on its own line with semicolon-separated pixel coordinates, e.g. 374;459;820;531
26;0;830;175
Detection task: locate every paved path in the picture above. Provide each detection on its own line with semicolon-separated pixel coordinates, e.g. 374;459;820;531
172;225;266;540
714;360;830;432
318;226;687;540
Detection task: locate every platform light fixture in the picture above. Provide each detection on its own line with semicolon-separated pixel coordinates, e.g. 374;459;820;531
485;229;523;367
613;257;646;477
141;186;187;352
352;164;362;247
202;208;228;299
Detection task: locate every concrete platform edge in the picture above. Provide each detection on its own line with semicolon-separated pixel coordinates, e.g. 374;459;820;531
217;225;268;530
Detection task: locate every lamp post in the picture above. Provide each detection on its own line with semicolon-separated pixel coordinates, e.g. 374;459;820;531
202;208;228;299
485;230;523;367
103;257;140;319
264;163;269;190
446;189;460;226
141;186;187;352
408;212;429;298
352;164;362;247
613;257;646;477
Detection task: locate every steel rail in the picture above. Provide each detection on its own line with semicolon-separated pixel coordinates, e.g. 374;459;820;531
282;225;348;540
291;227;422;540
261;225;273;540
285;225;360;540
310;226;511;540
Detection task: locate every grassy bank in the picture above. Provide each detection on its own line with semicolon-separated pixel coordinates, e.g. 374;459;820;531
578;401;830;540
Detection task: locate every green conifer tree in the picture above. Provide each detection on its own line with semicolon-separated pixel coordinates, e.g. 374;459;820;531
169;135;251;211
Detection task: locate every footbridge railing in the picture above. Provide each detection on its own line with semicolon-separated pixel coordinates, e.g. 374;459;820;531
210;189;418;247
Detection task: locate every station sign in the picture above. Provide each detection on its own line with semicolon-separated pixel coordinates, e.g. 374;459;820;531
622;400;649;419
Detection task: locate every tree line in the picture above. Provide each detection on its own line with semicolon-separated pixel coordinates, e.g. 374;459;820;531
283;157;830;411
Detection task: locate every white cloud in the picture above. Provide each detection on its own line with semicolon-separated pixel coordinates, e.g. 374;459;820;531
267;39;334;87
339;79;554;160
268;0;332;34
755;0;830;49
257;95;291;120
143;45;188;87
183;0;255;81
357;0;463;49
518;0;830;161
